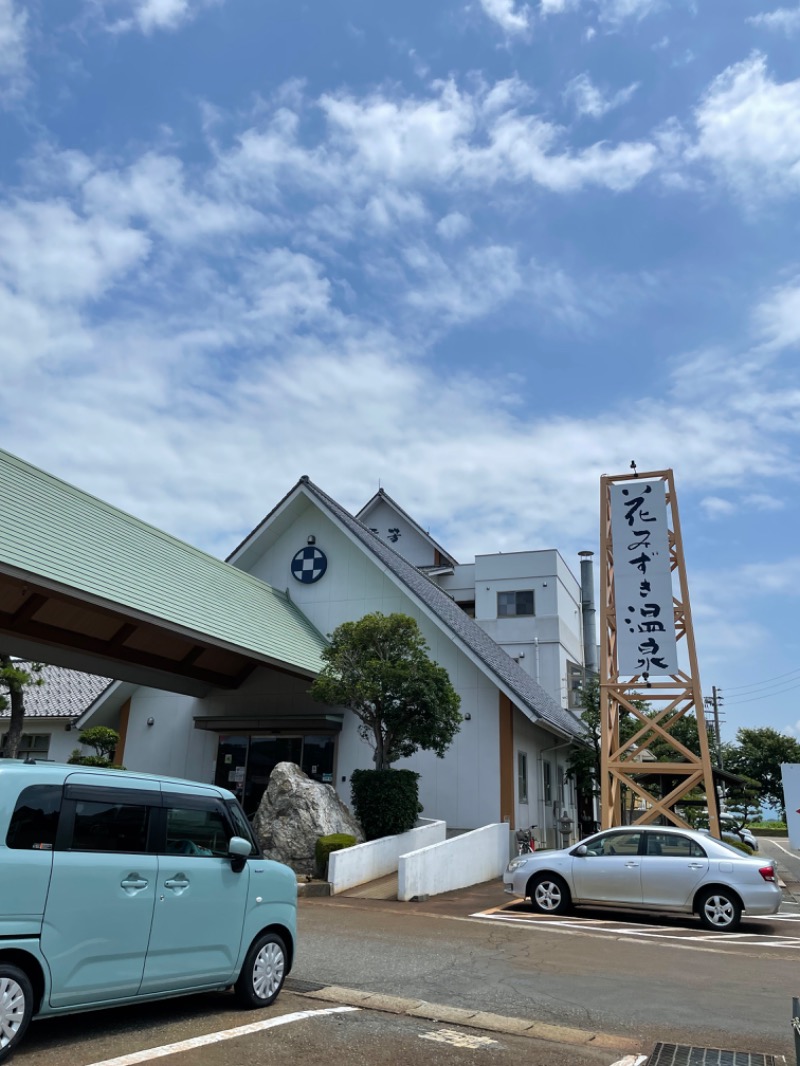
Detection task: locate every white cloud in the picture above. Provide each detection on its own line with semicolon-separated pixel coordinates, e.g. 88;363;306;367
699;496;735;518
0;0;28;103
753;278;800;350
539;0;661;20
596;0;661;22
215;77;659;219
747;5;800;36
691;53;800;203
436;212;472;240
0;199;150;305
563;73;639;118
479;0;533;37
100;0;220;35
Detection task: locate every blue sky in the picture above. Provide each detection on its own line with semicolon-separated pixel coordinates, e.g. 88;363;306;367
2;0;800;743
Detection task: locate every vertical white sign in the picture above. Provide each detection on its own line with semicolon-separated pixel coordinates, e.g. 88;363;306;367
782;764;800;849
610;480;678;677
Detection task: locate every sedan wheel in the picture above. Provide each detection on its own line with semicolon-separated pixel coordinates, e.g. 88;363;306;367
698;888;742;932
528;874;571;915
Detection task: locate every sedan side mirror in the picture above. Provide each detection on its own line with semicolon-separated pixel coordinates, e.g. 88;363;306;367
574;844;588;857
229;835;252;872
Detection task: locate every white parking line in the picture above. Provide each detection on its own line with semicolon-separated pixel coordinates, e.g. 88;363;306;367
83;1006;360;1066
472;911;800;950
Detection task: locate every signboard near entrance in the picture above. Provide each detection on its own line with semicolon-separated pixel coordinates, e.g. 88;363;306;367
610;479;677;677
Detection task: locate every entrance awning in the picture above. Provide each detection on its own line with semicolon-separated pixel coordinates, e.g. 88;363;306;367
193;714;344;733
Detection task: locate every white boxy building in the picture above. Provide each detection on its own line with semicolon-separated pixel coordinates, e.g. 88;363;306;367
0;451;592;844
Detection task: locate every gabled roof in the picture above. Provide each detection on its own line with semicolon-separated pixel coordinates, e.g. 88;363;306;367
264;478;584;740
356;489;458;568
0;448;327;685
0;662;112;720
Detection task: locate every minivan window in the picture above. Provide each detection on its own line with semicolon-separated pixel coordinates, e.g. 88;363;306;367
70;800;150;853
226;799;259;854
165;806;230;857
6;784;62;850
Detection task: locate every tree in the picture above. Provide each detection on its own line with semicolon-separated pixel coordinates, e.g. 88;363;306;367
0;655;44;759
310;612;462;771
723;727;800;817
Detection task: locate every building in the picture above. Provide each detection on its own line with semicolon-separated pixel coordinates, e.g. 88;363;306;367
0;448;591;842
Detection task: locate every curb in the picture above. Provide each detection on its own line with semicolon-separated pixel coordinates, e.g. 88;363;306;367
296;880;332;897
292;982;642;1053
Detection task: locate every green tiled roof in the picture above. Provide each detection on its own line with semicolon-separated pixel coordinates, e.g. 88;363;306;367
0;449;326;676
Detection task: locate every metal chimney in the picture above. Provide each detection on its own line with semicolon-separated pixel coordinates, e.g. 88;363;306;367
578;551;598;675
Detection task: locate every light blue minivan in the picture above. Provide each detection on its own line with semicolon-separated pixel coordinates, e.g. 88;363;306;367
0;760;297;1061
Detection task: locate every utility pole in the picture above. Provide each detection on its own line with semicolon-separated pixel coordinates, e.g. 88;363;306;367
704;687;724;768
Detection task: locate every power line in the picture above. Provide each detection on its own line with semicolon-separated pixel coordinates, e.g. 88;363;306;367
725;666;800;693
725;679;800;706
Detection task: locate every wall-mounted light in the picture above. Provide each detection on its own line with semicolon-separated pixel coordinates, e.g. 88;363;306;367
308;535;316;545
146;717;155;727
464;713;472;721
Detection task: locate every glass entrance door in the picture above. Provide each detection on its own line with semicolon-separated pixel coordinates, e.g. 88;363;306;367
214;733;337;816
244;737;302;815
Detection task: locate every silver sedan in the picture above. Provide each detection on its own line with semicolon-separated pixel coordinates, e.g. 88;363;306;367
503;825;782;931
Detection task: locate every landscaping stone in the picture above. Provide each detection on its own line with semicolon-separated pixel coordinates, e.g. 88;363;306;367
252;762;364;876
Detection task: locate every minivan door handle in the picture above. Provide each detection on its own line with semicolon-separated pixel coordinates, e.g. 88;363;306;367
121;877;149;892
164;877;190;891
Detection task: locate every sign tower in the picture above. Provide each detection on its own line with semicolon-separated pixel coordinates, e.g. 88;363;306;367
599;468;719;836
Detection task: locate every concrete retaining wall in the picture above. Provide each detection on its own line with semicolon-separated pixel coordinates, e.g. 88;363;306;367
397;822;509;902
328;819;446;894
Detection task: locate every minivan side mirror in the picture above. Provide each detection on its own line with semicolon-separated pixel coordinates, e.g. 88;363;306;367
574;844;588;857
229;835;252;872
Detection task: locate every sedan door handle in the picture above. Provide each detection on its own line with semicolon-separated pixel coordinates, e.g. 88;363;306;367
164;878;190;890
688;863;705;869
625;862;639;868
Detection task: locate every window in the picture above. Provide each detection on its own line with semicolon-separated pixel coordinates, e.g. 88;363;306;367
543;760;552;803
517;752;528;804
165;806;231;858
497;591;534;618
584;831;641;857
70;800;150;853
226;800;260;855
6;785;62;850
646;833;706;858
566;663;586;709
1;733;51;759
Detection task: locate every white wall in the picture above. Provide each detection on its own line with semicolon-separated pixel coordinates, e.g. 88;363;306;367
358;499;436;567
328;819;446;893
0;719;76;764
397;823;509;901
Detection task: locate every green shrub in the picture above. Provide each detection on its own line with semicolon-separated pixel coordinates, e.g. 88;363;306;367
725;838;754;854
749;820;787;831
315;834;357;879
350;768;422;841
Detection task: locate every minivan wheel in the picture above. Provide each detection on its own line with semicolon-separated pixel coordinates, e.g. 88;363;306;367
697;887;742;932
0;965;33;1063
235;932;287;1009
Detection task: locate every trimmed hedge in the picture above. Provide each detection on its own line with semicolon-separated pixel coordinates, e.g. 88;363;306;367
350;768;422;841
315;834;357;879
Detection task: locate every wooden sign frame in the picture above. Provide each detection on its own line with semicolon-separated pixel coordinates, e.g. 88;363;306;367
599;469;720;837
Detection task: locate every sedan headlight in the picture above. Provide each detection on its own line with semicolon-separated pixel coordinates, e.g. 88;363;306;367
506;858;529;873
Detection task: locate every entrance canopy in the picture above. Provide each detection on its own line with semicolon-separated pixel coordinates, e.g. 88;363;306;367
0;449;327;696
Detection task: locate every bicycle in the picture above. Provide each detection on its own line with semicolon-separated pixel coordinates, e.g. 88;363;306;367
515;824;539;854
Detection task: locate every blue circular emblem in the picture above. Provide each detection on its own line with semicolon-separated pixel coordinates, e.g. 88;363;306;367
291;546;328;583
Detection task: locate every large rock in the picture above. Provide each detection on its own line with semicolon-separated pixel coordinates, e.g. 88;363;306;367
252;762;364;876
